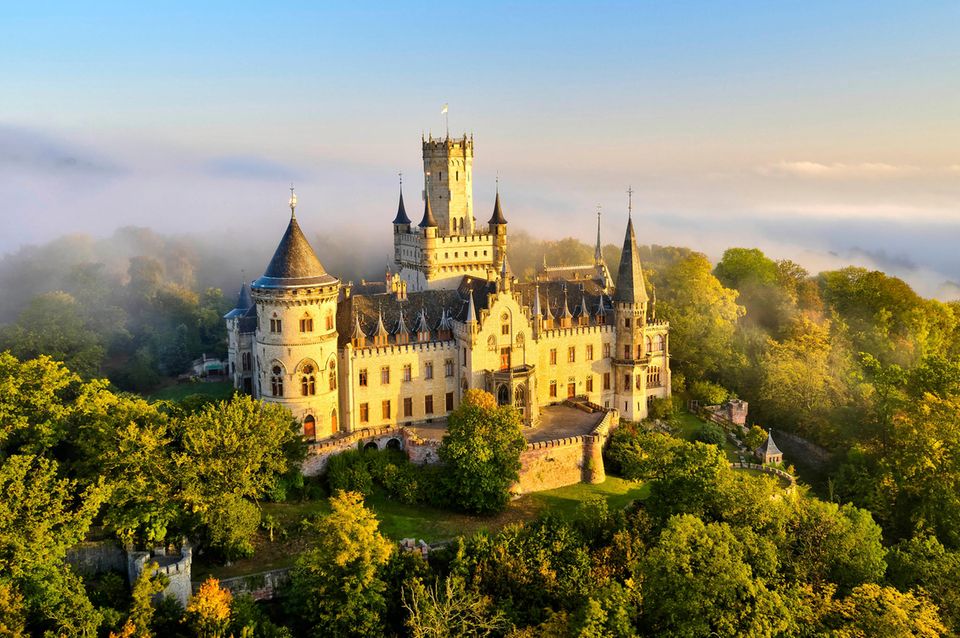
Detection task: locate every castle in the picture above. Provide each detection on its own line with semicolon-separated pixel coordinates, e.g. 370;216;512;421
224;133;670;444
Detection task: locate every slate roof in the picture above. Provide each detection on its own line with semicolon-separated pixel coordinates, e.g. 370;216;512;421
336;288;464;347
253;215;338;289
224;281;252;319
613;216;649;304
488;190;507;225
392;187;412;225
418;192;439;228
756;431;783;457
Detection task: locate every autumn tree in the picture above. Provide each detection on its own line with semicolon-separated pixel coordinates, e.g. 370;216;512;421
403;575;507;638
285;491;393;637
185;577;233;638
438;389;526;514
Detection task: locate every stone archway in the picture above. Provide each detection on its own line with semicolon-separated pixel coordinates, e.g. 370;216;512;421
497;384;510;406
303;415;316;441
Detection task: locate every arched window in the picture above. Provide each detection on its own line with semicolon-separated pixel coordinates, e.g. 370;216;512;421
270;365;283;397
645;336;652;354
326;312;334;330
328;360;337;390
497;384;510;406
299;313;313;333
301;364;316;396
303;415;316;440
654;334;664;352
514;385;526;415
331;408;338;435
488;335;497;351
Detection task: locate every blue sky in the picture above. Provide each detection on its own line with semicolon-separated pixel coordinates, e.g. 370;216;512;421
1;2;959;295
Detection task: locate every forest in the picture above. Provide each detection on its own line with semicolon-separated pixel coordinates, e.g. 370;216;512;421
2;225;960;637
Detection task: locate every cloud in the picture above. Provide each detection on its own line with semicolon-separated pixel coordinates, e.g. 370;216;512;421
757;161;916;179
0;125;122;175
202;155;307;181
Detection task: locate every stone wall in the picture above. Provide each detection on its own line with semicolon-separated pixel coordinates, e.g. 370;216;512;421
774;429;832;471
128;544;193;607
516;407;615;494
207;568;291;602
66;540;127;578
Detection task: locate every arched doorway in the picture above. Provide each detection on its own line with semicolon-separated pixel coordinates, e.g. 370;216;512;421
514;385;526;418
330;408;338;435
363;441;378;452
497;384;510;406
303;415;316;441
387;438;402;451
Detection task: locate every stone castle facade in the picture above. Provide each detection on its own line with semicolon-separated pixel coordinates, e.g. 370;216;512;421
225;133;670;442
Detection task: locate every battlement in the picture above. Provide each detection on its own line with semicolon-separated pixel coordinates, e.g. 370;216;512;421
422;134;473;156
349;339;457;358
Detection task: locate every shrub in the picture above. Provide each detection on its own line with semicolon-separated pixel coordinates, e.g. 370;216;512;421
648;396;678;421
690;380;729;406
326;450;374;497
695;423;726;448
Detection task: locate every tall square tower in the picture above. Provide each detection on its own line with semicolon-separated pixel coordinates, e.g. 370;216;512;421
422;134;474;236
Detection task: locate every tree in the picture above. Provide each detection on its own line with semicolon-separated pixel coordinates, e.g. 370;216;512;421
285;491;393;637
828;584;945;638
0;455;108;635
438;389;526;514
185;578;233;638
695;423;726;448
112;561;167;638
0;581;27;638
640;514;792;637
0;291;105;378
688;380;728;406
887;535;960;633
650;252;744;379
0;352;80;455
403;575;507;638
744;425;768;451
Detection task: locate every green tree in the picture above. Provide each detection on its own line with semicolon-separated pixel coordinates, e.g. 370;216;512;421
641;514;792;638
688;380;728;406
0;352;80;455
827;583;945;638
285;491;393;637
403;575;506;638
0;291;105;378
438;389;526;514
651;253;744;378
744;425;768;451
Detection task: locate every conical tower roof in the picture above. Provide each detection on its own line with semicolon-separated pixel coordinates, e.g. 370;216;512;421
392;185;411;225
224;280;253;318
488;188;507;225
253;210;337;289
419;192;439;228
613;216;648;304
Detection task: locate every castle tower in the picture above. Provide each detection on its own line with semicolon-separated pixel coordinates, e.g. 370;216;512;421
612;190;651;421
422;134;474;236
489;183;508;266
250;189;341;439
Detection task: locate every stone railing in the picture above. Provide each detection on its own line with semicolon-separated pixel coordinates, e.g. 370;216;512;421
729;462;797;490
207;568;291;602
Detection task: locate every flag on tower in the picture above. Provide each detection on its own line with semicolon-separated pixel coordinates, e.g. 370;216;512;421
441;103;448;114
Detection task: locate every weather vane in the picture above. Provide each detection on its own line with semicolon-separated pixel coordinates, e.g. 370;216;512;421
289;183;297;216
627;186;634;218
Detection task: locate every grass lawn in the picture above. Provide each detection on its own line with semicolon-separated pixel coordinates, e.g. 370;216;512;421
193;477;648;581
148;381;235;402
673;412;741;462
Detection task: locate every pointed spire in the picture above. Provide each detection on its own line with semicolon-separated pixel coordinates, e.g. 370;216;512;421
594;204;603;264
392;173;412;225
499;250;512;292
414;306;430;334
651;284;657;320
466;289;478;323
596;293;608;317
254;189;337;289
351;311;366;342
395;307;410;334
579;292;591;321
532;283;543;318
559;286;572;319
488;179;507;225
613;205;649;304
438;307;454;332
419;182;439;228
374;305;389;339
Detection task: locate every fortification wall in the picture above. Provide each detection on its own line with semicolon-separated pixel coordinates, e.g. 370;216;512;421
65;540;127;577
208;568;291;602
128;545;193;607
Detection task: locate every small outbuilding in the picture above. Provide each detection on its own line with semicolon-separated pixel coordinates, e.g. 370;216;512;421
755;431;783;465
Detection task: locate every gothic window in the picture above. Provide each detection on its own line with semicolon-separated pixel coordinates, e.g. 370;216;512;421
326;313;334;330
425;361;434;379
603;343;611;358
270;365;283;397
359;403;369;423
497;384;509;406
514;385;525;415
270;317;282;333
328;361;337;390
381;366;390;384
359;368;368;386
444;359;454;377
403;364;412;382
645;336;652;353
300;315;313;332
241;352;251;371
654;334;664;352
500;347;511;371
301;364;316;396
647;366;662;387
568;346;576;363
